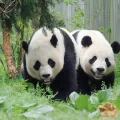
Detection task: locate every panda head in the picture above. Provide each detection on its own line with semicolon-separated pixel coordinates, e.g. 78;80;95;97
22;28;64;85
80;36;120;80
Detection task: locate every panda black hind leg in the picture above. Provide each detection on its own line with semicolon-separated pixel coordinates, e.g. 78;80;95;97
103;72;115;88
22;55;39;89
77;65;91;95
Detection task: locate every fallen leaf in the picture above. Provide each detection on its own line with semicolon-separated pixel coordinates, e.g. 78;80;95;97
98;102;118;117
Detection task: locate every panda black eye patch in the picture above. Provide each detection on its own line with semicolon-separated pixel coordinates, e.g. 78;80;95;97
48;58;55;68
105;58;111;67
33;60;41;70
89;56;97;64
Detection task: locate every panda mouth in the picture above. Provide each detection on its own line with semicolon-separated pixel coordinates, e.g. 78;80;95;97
43;78;51;85
91;70;103;79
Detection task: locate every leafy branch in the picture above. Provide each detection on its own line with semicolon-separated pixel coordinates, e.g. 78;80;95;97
0;0;18;18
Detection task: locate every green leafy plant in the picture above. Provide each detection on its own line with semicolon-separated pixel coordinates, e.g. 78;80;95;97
63;0;84;30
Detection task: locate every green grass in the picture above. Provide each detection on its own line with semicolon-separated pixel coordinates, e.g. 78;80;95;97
0;53;120;120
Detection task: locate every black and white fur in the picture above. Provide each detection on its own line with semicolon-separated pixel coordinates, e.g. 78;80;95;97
21;27;79;101
71;30;120;95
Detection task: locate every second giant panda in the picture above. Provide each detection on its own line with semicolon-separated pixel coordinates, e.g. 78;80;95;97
71;30;120;95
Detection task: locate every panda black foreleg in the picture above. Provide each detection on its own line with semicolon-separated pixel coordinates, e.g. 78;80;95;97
52;92;69;101
103;72;115;88
21;63;38;89
89;72;115;92
77;65;91;95
22;55;39;89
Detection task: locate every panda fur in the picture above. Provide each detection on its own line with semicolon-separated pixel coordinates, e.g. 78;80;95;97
21;27;79;101
71;30;120;95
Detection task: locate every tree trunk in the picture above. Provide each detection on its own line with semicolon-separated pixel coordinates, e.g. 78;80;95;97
2;27;18;78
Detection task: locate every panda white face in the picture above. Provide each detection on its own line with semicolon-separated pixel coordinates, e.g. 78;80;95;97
26;46;64;85
80;46;115;80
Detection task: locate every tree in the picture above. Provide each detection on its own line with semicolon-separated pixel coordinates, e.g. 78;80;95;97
0;0;63;78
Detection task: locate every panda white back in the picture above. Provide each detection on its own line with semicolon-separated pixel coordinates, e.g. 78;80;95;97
29;28;65;55
74;30;111;49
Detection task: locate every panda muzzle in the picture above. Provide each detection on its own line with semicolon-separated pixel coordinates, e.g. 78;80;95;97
43;78;51;85
95;72;103;78
91;70;103;79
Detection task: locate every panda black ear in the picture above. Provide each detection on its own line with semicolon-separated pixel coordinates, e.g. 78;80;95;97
50;34;58;48
81;36;92;47
22;41;28;53
111;41;120;54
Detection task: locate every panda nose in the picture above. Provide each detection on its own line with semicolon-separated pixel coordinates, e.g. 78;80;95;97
42;74;50;78
97;68;105;72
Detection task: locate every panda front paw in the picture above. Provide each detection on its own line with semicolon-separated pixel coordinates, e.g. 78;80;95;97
51;92;68;101
80;89;91;95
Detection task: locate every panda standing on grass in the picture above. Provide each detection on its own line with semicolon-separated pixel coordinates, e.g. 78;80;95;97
71;30;120;95
21;27;79;101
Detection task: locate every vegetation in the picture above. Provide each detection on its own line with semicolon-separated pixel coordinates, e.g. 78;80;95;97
0;0;120;120
0;51;120;119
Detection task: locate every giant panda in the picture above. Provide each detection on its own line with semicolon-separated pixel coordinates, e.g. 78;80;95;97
21;27;79;101
71;30;120;95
